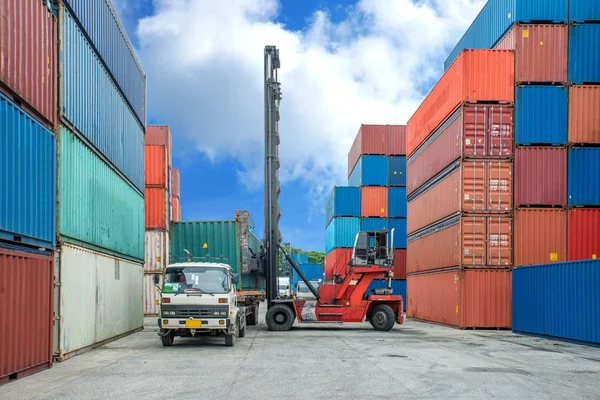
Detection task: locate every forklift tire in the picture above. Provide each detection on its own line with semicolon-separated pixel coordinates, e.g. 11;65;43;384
369;304;396;332
161;331;174;347
266;304;295;331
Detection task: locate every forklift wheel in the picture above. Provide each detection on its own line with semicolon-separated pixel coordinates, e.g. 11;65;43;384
266;304;295;331
369;304;396;331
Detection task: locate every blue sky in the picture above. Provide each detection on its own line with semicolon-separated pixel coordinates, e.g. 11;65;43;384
113;0;484;252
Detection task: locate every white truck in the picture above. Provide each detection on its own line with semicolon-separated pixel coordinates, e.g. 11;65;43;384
154;262;246;347
278;276;291;299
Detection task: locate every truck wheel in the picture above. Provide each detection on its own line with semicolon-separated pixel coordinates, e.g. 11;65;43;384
225;332;236;346
248;305;259;326
239;319;246;338
369;304;396;331
161;331;174;347
266;304;295;331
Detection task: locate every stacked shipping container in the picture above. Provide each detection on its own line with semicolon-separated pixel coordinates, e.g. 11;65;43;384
406;49;515;328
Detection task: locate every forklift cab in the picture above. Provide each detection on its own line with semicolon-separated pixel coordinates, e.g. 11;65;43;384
349;230;394;268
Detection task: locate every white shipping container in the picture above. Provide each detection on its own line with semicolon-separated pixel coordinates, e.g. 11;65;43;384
144;273;162;316
144;230;169;272
53;243;143;360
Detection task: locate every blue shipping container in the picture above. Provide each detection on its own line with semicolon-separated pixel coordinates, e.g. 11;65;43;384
325;187;361;227
0;93;56;249
361;218;388;231
367;280;407;310
516;86;567;145
570;0;600;22
387;219;407;249
568;148;600;206
63;0;146;126
348;156;388;187
291;253;308;264
292;263;324;288
388;156;406;186
61;7;145;192
513;259;600;345
569;24;600;84
325;218;360;254
388;188;407;218
444;0;569;70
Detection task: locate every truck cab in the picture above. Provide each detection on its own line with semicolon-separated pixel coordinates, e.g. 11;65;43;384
295;280;321;300
278;277;291;299
156;262;246;347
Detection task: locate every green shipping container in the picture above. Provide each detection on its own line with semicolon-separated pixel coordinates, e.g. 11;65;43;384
59;127;144;261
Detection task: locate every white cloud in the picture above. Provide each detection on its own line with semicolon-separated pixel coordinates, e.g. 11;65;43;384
136;0;485;206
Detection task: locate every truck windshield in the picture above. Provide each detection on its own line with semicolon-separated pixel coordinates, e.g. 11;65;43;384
162;267;229;294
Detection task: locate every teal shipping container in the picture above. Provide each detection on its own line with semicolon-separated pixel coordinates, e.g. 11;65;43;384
516;86;568;145
568;148;600;206
0;93;56;249
61;7;144;192
388;156;406;186
388;188;407;218
325;187;361;227
59;127;144;261
361;218;388;231
291;253;308;264
348;156;388;187
388;219;407;249
569;0;600;22
569;24;600;84
325;218;360;254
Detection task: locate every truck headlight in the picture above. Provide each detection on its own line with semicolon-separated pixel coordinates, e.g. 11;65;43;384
163;311;175;317
219;311;227;316
213;311;219;316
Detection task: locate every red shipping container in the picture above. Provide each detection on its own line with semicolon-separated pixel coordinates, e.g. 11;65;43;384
387;125;407;156
172;168;181;198
494;24;568;83
347;125;387;177
145;145;168;187
324;248;352;280
145;188;168;230
146;126;173;167
0;0;57;127
407;269;512;329
408;160;513;234
514;208;567;266
0;247;53;383
172;196;181;222
407;50;515;156
392;249;407;279
407;215;513;274
407;104;514;195
361;187;388;218
569;86;600;145
514;147;567;207
568;208;600;261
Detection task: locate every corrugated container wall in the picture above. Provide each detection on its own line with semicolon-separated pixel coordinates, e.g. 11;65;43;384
568;24;600;84
145;188;169;230
361;187;388;218
407;104;514;195
388;219;407;249
172;168;181;198
55;244;143;359
347;125;387;176
61;7;145;192
387;125;407;155
144;146;168;187
145;126;173;166
292;263;324;284
407;269;512;329
368;280;407;310
324;248;352;280
514;147;567;206
388;188;407;218
60;128;144;261
444;0;569;70
387;156;406;186
0;245;53;383
172;196;181;222
407;50;515;156
392;249;407;279
515;85;568;145
493;24;568;83
62;0;146;126
0;93;56;249
568;209;600;261
348;156;388;186
0;0;56;127
568;148;600;206
291;253;309;264
325;218;361;254
326;187;361;227
569;0;600;22
514;209;567;266
568;85;600;145
144;273;161;316
144;231;169;272
361;218;388;231
513;260;600;345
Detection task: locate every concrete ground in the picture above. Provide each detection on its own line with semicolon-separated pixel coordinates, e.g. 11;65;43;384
2;307;600;400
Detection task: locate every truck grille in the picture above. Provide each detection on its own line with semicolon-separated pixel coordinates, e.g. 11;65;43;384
161;305;228;318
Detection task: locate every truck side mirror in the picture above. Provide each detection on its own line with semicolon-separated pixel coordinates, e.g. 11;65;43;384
232;274;240;285
153;273;160;286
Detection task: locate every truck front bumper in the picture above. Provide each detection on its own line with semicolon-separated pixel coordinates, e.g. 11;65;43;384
159;318;231;330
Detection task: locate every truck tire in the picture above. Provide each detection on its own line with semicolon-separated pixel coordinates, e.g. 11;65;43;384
369;304;396;331
266;304;295;331
239;319;246;338
248;305;259;326
161;331;174;347
225;331;236;346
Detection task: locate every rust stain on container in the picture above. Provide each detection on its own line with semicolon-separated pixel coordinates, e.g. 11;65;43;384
569;86;600;145
145;188;168;230
172;168;181;198
407;269;512;329
0;247;53;383
146;126;173;167
361;187;388;218
0;0;57;127
494;24;568;83
407;50;515;156
387;125;407;156
514;208;567;266
144;145;168;187
568;208;600;261
514;147;567;207
347;125;388;176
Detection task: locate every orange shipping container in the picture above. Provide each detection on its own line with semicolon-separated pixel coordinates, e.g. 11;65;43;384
407;50;515;156
145;188;168;230
514;208;567;266
172;168;181;198
387;125;407;156
392;249;407;279
407;160;513;234
407;215;513;274
347;125;388;176
146;126;173;167
407;269;512;329
172;196;181;222
569;86;600;145
145;145;168;187
361;187;388;218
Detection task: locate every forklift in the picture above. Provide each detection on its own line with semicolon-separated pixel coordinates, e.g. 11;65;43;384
262;46;404;331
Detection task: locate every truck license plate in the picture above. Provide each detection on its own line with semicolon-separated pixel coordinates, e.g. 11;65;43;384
186;320;202;328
